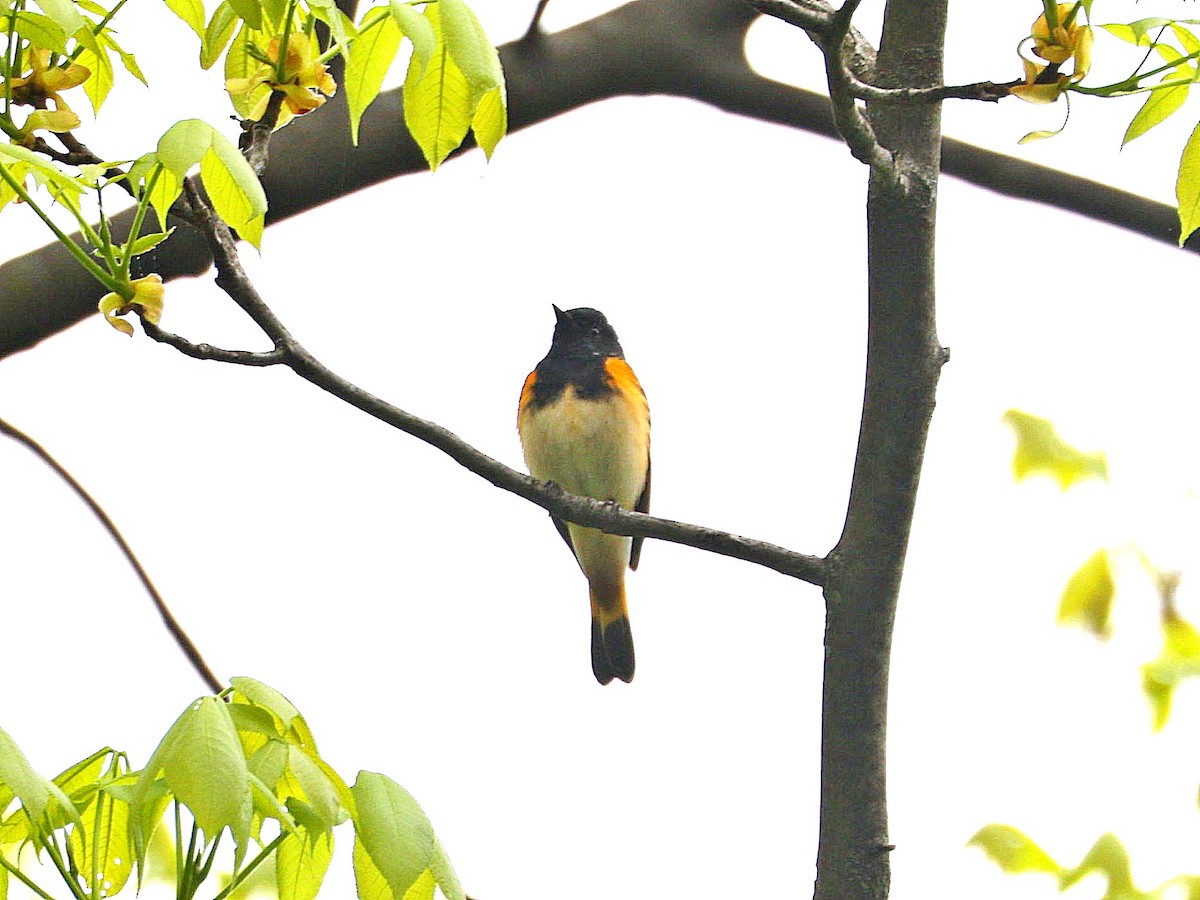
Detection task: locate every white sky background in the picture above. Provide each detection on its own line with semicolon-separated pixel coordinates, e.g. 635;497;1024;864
3;1;1200;898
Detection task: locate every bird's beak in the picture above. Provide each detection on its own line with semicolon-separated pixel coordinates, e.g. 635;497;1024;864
553;304;568;324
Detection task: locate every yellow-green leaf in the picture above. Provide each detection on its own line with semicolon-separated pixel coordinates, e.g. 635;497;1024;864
351;772;464;900
1177;119;1200;245
389;0;434;71
1101;18;1171;46
162;0;205;38
76;43;115;117
968;824;1060;875
438;0;501;94
1018;128;1064;145
5;11;67;52
402;4;472;171
34;0;85;37
202;1;240;70
227;0;262;30
200;138;268;247
1123;82;1189;145
1059;549;1115;639
346;7;401;145
471;84;506;159
278;827;334;900
1004;410;1108;488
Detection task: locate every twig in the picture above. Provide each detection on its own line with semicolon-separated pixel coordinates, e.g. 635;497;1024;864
0;416;224;693
141;320;288;366
522;0;552;41
820;0;898;181
167;183;829;587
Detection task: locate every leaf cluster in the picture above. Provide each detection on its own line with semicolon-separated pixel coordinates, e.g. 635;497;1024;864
0;677;463;900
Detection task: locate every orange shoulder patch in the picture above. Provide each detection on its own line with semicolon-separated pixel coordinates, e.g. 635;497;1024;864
603;357;645;403
518;370;538;421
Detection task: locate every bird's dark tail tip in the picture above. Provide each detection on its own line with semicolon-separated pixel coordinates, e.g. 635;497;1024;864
591;614;635;685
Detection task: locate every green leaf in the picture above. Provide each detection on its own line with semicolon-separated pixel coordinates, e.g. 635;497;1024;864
157;118;217;177
136;696;252;849
5;12;68;52
1059;549;1116;639
157;119;268;241
1123;82;1189;145
307;0;349;55
130;155;182;230
225;25;270;118
389;0;434;71
124;228;175;259
278;827;334;900
968;824;1060;875
33;0;86;37
472;84;506;159
162;0;205;38
1101;18;1172;47
202;2;240;69
226;0;262;30
1142;611;1200;729
1173;22;1200;55
351;771;463;900
402;3;471;171
71;767;136;899
438;0;501;94
230;677;312;746
1177;120;1200;245
105;31;149;85
1003;410;1108;488
76;40;115;117
346;7;401;145
0;726;51;827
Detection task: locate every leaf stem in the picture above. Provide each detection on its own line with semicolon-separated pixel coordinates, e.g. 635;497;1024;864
0;163;122;294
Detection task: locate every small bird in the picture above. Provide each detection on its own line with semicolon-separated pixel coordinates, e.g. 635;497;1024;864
518;306;651;684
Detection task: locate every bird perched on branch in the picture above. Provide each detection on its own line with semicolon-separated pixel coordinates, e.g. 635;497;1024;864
518;306;651;684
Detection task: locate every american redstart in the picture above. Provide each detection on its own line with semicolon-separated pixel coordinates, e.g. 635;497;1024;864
518;306;651;684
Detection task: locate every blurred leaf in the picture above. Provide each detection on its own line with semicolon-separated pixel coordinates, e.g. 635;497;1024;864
1059;549;1115;638
1178;120;1200;246
402;3;471;171
1004;410;1108;488
968;824;1060;875
351;772;463;900
1059;833;1150;898
1142;610;1200;730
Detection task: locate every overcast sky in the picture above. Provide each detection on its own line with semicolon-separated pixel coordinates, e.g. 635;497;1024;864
3;2;1200;899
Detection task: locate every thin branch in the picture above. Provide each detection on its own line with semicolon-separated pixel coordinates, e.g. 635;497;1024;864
850;77;1019;104
0;416;224;693
819;0;898;181
140;320;288;366
168;182;830;587
743;0;831;34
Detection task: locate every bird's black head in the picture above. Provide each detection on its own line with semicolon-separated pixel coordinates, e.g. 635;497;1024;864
548;305;625;360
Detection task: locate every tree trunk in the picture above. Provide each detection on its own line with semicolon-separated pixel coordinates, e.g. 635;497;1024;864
814;2;948;898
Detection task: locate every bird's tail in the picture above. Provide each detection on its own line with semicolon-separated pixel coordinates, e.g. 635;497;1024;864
589;579;635;684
